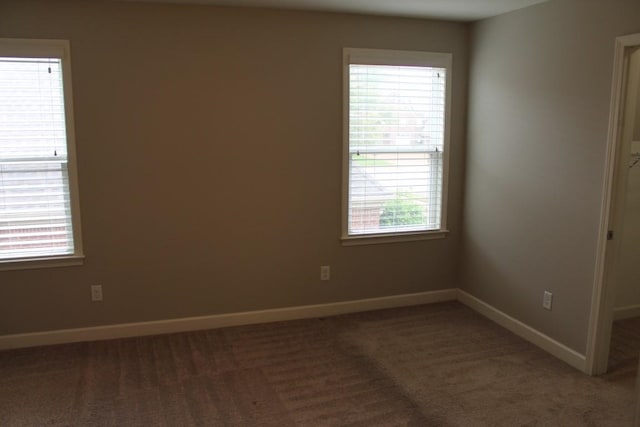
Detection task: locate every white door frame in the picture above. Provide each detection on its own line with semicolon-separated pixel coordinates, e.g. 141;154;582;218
586;33;640;376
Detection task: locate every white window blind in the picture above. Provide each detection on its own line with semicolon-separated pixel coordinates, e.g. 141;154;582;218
0;54;76;260
344;49;450;237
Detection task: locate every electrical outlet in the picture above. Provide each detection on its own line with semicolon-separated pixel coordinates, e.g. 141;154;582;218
543;291;553;310
91;285;103;302
320;265;330;281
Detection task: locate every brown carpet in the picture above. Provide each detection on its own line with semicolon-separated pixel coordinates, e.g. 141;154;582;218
0;302;636;426
610;316;640;374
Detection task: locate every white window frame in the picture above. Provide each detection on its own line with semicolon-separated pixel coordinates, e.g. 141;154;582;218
341;48;452;245
0;38;84;270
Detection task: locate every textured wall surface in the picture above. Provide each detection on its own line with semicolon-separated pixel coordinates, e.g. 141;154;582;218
464;0;640;353
0;0;468;335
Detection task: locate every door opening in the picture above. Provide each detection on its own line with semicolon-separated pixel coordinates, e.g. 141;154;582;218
587;34;640;376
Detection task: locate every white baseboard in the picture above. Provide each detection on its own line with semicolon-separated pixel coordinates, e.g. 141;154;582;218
613;304;640;320
456;289;587;372
0;288;591;374
0;289;457;351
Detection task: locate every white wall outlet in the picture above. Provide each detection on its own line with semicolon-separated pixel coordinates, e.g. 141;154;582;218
320;265;330;281
543;291;553;310
91;285;103;302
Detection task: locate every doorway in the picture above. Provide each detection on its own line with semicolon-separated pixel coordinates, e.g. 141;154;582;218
587;33;640;376
610;45;640;373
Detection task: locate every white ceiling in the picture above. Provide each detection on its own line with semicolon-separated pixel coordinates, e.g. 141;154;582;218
118;0;550;21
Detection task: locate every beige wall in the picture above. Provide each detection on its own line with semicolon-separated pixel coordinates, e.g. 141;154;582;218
464;0;640;353
636;49;640;141
0;0;468;335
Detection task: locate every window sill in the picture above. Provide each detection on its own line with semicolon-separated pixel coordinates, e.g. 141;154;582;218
0;255;85;272
341;230;449;246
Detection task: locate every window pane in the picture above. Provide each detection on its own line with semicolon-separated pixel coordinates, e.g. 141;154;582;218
347;63;446;235
0;56;75;260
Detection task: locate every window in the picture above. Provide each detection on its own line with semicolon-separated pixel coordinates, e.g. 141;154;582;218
0;39;83;268
342;48;451;244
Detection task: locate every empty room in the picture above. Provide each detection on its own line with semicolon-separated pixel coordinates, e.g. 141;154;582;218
0;0;639;425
